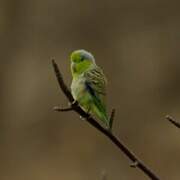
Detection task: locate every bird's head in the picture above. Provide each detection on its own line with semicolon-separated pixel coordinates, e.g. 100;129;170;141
70;49;95;76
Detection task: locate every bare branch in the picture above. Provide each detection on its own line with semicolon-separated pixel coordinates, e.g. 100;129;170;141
166;115;180;129
52;59;160;180
52;59;74;103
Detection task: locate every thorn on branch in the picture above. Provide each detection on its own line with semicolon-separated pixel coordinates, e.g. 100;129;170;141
130;161;139;168
166;115;180;129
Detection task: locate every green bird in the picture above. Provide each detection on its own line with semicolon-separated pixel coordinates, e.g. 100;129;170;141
70;49;109;127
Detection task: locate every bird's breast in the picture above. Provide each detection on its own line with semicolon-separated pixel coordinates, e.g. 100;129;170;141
71;77;86;101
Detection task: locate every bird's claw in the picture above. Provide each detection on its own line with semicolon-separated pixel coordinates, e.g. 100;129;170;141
80;113;91;121
68;100;78;107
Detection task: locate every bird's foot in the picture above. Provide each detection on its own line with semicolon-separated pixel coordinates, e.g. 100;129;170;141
68;100;78;107
80;113;91;121
80;116;85;121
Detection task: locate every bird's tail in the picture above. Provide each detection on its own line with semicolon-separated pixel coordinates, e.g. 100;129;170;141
93;105;109;128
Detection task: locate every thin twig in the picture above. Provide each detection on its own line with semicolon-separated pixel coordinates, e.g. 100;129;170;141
52;59;74;103
52;59;160;180
166;115;180;129
53;106;73;112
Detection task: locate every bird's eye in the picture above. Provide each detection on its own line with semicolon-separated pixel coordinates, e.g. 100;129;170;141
80;57;84;61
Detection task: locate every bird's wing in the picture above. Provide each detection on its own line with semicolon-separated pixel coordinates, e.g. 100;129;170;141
84;66;107;96
84;66;107;116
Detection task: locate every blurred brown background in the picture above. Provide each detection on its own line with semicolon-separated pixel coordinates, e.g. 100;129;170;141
0;0;180;179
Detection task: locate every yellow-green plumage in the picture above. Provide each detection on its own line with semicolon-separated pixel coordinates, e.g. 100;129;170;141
70;49;109;127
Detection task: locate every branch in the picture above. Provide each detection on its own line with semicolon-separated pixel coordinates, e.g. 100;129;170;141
53;106;73;112
52;59;160;180
166;115;180;129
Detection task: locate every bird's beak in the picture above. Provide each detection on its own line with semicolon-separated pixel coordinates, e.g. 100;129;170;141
71;62;76;72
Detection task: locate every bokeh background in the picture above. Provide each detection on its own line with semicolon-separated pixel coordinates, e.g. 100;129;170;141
1;0;180;179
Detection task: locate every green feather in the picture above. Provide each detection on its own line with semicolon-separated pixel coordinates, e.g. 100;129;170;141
70;49;109;127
